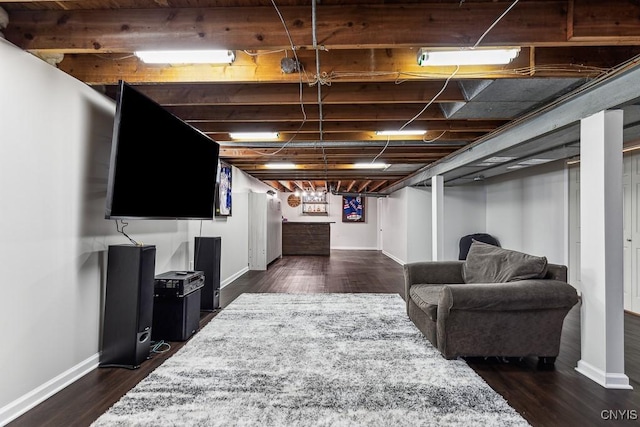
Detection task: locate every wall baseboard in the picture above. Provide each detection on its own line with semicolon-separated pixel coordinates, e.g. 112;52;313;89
0;353;99;426
221;266;249;288
382;251;405;265
576;359;633;389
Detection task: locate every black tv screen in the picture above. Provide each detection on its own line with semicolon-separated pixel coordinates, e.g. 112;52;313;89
106;81;220;219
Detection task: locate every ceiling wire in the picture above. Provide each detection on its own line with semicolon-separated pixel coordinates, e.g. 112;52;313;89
472;0;520;49
371;66;460;164
245;0;308;158
312;0;329;184
369;0;522;166
423;131;448;144
327;64;608;82
241;49;286;57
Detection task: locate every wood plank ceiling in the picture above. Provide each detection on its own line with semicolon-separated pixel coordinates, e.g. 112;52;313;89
3;0;640;194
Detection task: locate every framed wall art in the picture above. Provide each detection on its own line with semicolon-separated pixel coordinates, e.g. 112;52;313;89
342;196;365;223
215;161;232;217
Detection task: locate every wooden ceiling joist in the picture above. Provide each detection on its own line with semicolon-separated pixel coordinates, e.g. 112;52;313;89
278;181;294;192
266;181;287;192
58;44;633;85
166;104;445;122
192;120;507;134
220;146;459;156
211;131;480;143
368;181;387;193
357;180;373;193
6;0;640;196
106;81;467;106
9;2;639;54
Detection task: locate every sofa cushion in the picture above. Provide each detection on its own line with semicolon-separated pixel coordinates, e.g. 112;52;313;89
409;285;445;321
463;240;548;284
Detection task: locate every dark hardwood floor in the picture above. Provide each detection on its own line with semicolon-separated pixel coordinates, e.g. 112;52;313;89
9;250;640;426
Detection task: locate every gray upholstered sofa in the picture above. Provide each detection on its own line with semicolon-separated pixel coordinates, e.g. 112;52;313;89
403;241;579;365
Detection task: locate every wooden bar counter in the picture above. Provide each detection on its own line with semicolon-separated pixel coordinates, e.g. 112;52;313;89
282;222;332;256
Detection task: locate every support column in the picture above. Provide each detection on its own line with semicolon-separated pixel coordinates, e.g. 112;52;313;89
432;175;444;261
576;110;631;389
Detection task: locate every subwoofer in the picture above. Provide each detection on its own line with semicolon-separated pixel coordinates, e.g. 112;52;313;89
152;288;202;341
194;237;221;310
100;244;156;369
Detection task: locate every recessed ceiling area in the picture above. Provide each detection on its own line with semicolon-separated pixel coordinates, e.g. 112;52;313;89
403;67;640;189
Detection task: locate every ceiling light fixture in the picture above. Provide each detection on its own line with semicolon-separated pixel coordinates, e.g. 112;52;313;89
517;158;553;165
353;162;390;169
376;130;427;136
483;156;517;163
264;163;296;169
417;47;520;66
135;49;236;64
229;132;280;140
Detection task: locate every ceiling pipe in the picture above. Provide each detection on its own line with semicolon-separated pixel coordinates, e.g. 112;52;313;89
331;190;389;198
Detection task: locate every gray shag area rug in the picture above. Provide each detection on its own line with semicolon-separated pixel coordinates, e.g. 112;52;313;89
92;293;529;426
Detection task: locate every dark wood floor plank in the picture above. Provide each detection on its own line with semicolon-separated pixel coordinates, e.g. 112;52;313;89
8;250;640;427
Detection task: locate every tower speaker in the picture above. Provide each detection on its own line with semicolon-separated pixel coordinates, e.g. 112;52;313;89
194;237;221;310
100;244;156;369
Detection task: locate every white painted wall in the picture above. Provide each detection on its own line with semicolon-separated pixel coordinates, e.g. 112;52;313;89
0;40;193;421
380;188;409;263
380;185;486;264
406;187;432;263
485;160;568;264
443;184;487;260
0;39;271;424
379;187;431;264
186;167;272;286
279;193;378;250
379;162;566;267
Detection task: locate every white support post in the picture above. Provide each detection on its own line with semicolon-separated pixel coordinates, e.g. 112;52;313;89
432;175;444;261
576;110;632;389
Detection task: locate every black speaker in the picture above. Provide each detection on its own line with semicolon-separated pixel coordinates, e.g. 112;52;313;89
194;237;221;310
100;244;156;369
152;289;201;341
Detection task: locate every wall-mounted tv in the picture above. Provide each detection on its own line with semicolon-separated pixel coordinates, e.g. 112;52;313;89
105;81;220;219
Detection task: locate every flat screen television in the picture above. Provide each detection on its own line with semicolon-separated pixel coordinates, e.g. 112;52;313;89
105;81;220;219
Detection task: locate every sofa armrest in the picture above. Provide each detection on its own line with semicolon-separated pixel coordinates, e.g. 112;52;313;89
545;263;568;282
439;280;579;312
403;261;464;311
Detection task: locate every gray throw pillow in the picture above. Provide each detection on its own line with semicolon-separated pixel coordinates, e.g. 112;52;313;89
462;240;548;283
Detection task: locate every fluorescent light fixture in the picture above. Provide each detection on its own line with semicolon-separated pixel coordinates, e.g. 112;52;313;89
376;130;426;136
229;132;279;140
484;156;516;163
518;158;553;166
353;162;390;169
506;165;526;170
135;49;235;64
417;48;520;66
264;162;296;169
